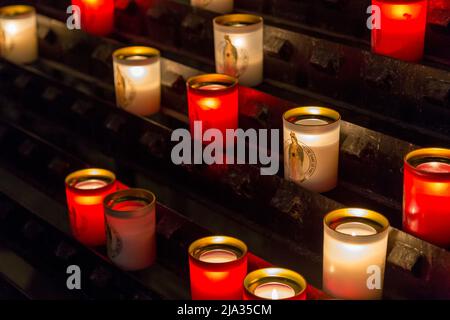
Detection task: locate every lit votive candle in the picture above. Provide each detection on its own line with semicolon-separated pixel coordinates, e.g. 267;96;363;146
113;46;161;116
323;208;390;300
403;148;450;247
0;5;37;64
191;0;234;14
371;0;428;62
244;268;307;300
283;106;341;193
189;236;248;300
71;0;114;36
214;14;263;87
187;74;238;139
65;168;117;246
104;188;156;271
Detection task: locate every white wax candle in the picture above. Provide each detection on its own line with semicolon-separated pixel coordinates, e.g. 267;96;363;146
105;190;156;271
335;222;377;236
199;249;237;263
0;5;38;64
283;107;341;193
191;0;233;14
323;209;390;300
113;47;161;116
75;179;108;190
214;14;264;87
253;282;296;300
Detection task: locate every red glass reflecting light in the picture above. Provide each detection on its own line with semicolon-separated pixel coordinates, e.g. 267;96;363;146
372;0;427;62
187;74;239;139
403;148;450;247
72;0;114;36
65;168;118;246
189;236;248;300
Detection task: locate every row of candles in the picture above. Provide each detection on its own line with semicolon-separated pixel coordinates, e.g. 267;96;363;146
1;4;449;248
0;0;430;72
1;2;449;298
65;168;389;299
64;150;450;300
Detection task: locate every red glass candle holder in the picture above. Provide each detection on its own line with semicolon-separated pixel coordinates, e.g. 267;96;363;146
403;148;450;247
244;268;307;300
189;236;248;300
65;168;117;246
371;0;427;62
72;0;114;36
187;74;239;139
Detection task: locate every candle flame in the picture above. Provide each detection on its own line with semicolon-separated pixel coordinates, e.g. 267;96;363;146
271;289;279;300
233;37;245;48
198;98;220;110
4;23;18;35
386;4;422;20
128;66;147;79
75;195;103;205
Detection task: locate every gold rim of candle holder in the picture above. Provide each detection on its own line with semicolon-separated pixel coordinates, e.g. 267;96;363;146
65;168;116;194
113;46;160;66
283;106;341;133
104;188;156;219
404;148;450;180
189;235;247;268
324;208;390;243
0;5;35;19
214;14;263;33
244;268;307;300
187;73;238;95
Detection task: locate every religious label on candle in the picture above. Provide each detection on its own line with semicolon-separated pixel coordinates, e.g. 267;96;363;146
244;268;307;300
104;188;156;271
191;0;233;13
283;106;341;193
403;148;450;247
214;14;263;87
323;208;390;300
71;0;114;36
113;46;161;116
65;168;117;246
371;0;427;62
189;236;247;300
187;74;238;139
0;5;37;64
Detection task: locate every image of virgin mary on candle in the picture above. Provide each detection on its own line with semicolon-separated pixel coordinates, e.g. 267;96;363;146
106;223;122;259
287;132;306;183
220;35;248;78
115;66;136;110
0;27;12;57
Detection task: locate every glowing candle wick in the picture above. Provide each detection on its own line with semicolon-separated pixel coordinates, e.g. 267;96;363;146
253;282;296;300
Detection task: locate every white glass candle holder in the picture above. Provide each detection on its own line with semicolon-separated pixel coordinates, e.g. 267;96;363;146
323;208;390;300
191;0;233;14
113;46;161;116
283;106;341;193
0;5;38;64
213;14;263;87
104;188;156;271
